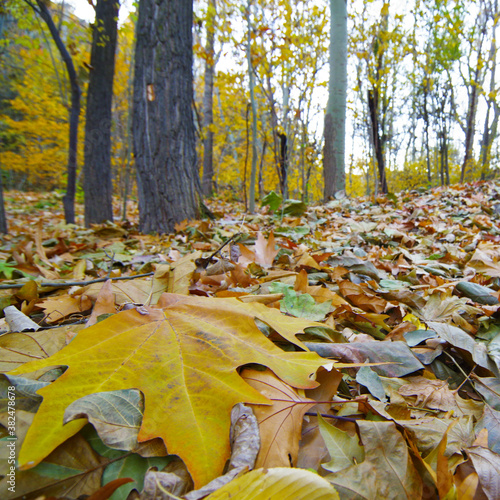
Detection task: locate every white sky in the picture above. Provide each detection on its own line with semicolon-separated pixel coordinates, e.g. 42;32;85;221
60;0;136;24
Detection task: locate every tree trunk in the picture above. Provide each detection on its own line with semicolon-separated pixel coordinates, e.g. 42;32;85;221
132;0;200;234
480;1;499;180
246;0;258;213
422;80;431;185
323;0;347;200
460;10;487;183
201;0;216;197
460;83;479;183
0;172;7;234
31;0;81;224
368;88;387;194
83;0;119;226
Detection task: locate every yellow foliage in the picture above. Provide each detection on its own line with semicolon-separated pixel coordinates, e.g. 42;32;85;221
0;15;88;190
111;20;135;197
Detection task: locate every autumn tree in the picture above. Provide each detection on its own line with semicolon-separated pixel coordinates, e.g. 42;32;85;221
200;0;217;197
132;0;200;233
24;0;81;224
323;0;347;200
83;0;120;226
480;0;500;179
246;0;258;212
459;1;488;182
228;0;328;202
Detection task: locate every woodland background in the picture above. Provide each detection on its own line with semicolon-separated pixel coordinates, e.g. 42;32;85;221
2;1;500;499
0;0;499;215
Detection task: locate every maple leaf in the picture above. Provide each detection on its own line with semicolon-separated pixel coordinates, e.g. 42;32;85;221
8;293;326;488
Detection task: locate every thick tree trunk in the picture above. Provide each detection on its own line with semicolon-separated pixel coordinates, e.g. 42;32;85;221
201;0;216;197
31;0;81;224
132;0;200;234
83;0;119;226
323;0;347;200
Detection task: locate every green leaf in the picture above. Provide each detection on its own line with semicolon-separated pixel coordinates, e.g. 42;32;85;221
103;454;171;500
283;199;307;216
281;288;331;321
356;366;387;402
379;279;410;290
261;191;283;212
403;329;437;347
455;281;499;305
318;413;364;473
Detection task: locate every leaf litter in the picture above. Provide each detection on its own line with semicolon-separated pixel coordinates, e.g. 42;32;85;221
1;181;500;498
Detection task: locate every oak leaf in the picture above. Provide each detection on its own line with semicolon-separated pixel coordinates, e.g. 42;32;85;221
8;293;326;488
241;368;316;469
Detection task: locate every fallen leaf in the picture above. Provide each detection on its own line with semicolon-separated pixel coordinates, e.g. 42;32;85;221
318;413;365;473
326;420;423;499
8;293;325;487
204;467;339;500
0;433;105;499
242;368;316;469
467;446;500;500
86;279;116;327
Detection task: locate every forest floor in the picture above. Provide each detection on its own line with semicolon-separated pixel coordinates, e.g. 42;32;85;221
1;181;500;499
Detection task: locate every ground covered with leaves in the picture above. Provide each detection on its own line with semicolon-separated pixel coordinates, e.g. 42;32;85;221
1;182;500;499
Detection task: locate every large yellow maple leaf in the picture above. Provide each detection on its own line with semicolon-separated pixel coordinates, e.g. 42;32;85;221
8;293;326;488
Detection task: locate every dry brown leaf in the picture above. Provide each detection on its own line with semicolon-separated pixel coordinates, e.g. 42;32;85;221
338;280;389;314
398;376;458;413
297;366;344;470
86;279;116;327
241;368;316;468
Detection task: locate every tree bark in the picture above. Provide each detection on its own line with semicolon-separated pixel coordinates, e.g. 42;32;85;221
323;0;347;200
480;0;499;180
132;0;200;234
246;0;258;213
0;172;7;234
201;0;216;197
83;0;119;226
29;0;81;224
368;88;387;194
460;9;488;183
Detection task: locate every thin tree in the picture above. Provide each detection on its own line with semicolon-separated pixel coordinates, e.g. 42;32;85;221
367;3;389;195
245;0;258;213
132;0;200;233
83;0;119;226
0;173;6;233
201;0;216;197
24;0;81;224
460;2;488;183
323;0;347;200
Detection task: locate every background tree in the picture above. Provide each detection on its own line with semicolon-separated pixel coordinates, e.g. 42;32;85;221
24;0;81;223
323;0;347;199
460;0;489;182
200;0;216;197
480;0;500;179
83;0;120;226
246;0;258;213
133;0;200;233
